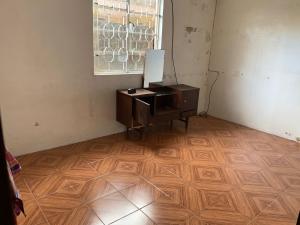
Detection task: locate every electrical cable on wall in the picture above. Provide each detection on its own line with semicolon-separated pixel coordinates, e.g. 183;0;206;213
204;70;220;116
170;0;179;85
199;0;220;118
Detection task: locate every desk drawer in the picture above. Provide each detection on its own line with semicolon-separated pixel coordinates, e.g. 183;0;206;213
177;89;199;111
134;98;151;126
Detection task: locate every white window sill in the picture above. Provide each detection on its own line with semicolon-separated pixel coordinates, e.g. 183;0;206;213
94;72;143;76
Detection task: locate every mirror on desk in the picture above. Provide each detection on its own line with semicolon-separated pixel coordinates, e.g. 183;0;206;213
143;50;165;88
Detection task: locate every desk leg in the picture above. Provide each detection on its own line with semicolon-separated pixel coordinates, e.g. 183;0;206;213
170;120;173;130
185;117;189;131
142;126;147;140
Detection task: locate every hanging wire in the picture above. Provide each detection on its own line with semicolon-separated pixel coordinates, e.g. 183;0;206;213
170;0;179;85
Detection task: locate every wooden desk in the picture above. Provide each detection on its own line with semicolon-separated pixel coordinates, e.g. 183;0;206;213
116;84;199;135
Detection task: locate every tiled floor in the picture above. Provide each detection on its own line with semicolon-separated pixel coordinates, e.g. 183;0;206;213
15;117;300;225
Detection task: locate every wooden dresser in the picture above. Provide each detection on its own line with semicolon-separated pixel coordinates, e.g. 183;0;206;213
116;84;199;134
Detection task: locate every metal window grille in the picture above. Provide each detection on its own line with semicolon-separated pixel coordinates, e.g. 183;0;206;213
93;0;164;75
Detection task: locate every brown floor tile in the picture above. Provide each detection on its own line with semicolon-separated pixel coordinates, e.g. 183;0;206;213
23;173;62;198
271;171;300;192
60;156;105;179
188;216;249;225
154;145;188;162
20;151;68;175
14;174;31;194
222;151;258;167
81;177;118;203
226;167;283;193
283;192;300;216
110;211;154;225
187;163;232;188
152;182;187;208
76;140;118;159
187;147;224;164
109;158;145;176
103;173;143;191
155;132;187;146
39;205;101;225
120;180;156;208
141;203;191;224
286;152;300;169
39;194;83;212
28;174;91;200
251;216;298;225
89;192;138;224
244;191;295;220
41;207;75;225
17;198;47;225
64;206;104;225
185;184;251;222
115;141;153;160
142;158;187;184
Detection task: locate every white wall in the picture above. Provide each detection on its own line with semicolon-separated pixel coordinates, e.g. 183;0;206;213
208;0;300;141
0;0;216;155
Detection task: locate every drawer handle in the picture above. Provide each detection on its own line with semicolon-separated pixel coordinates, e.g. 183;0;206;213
184;99;188;103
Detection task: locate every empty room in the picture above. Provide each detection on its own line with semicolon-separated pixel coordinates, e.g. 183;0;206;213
1;0;300;225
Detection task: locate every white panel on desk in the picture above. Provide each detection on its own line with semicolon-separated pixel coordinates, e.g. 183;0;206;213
144;50;165;88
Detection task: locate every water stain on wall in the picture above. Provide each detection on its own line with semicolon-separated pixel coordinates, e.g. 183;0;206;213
185;26;197;34
185;26;198;44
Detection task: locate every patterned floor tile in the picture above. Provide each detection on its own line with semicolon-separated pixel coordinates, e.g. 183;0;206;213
17;199;47;225
110;210;154;225
142;203;191;225
78;140;118;159
251;216;297;225
188;216;249;225
115;142;152;160
244;192;295;220
103;173;143;191
60;156;106;178
154;146;186;161
189;164;231;186
23;173;63;198
81;177;118;203
64;206;104;225
142;159;186;183
89;192;138;224
120;180;156;208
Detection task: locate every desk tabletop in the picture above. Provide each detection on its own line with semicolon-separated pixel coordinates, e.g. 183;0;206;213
168;84;200;91
118;89;156;97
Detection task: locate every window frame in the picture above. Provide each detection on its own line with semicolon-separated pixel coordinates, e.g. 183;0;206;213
93;0;164;76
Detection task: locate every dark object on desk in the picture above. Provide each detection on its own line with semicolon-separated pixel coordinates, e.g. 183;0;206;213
116;84;199;136
127;88;136;94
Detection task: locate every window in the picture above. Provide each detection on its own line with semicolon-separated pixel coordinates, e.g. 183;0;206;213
93;0;164;75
